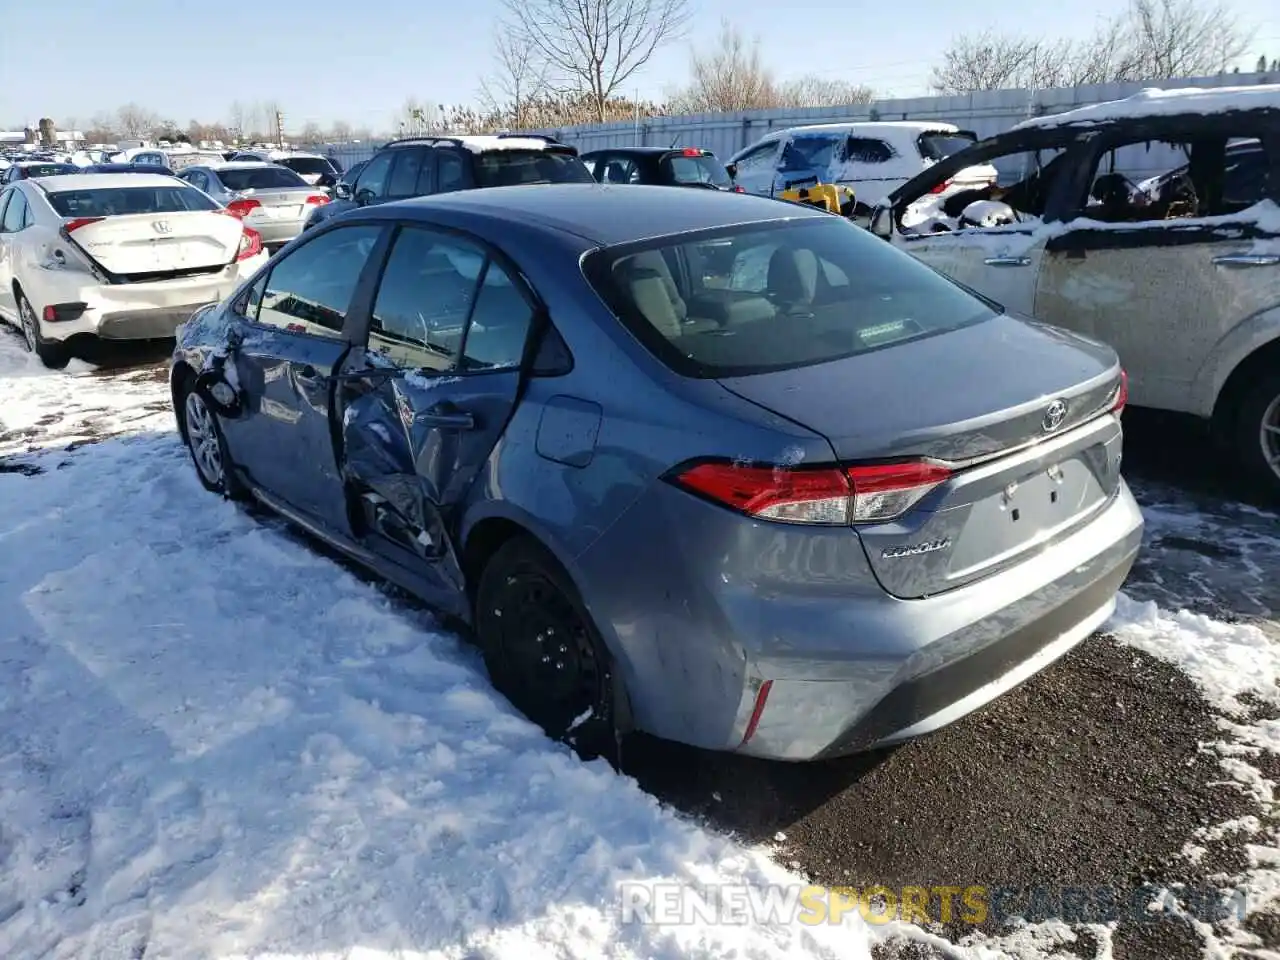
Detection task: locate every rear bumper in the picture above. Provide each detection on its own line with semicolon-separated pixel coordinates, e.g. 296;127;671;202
575;477;1143;761
249;217;308;245
33;253;267;342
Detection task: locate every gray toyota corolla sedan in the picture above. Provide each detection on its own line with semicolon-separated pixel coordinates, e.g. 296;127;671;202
171;184;1142;762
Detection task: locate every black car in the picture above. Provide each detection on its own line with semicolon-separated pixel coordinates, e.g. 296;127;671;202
302;134;593;232
1;161;79;184
580;146;740;191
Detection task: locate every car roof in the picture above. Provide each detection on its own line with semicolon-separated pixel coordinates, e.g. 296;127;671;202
583;146;712;156
763;121;961;142
17;160;74;167
207;161;280;170
372;182;826;245
383;135;567;154
1015;83;1280;130
34;173;188;191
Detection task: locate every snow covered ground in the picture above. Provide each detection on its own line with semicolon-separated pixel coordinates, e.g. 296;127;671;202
1;329;1278;960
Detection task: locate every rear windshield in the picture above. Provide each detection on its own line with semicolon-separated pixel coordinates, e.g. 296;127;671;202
917;132;977;161
279;157;335;176
473;150;594;187
215;167;309;191
583;216;998;378
663;154;732;188
46;186;219;217
23;164;76;177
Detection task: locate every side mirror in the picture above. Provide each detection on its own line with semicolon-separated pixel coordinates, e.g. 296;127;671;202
869;205;893;240
334;182;352;200
724;162;738;179
354;187;376;206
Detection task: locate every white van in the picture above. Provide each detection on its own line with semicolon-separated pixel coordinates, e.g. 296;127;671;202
727;121;997;216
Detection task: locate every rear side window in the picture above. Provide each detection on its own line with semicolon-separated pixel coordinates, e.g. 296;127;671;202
473;150;593;187
917;132;976;161
845;138;893;164
215;167;308;191
1;192;29;232
257;224;382;336
386;149;426;198
584;216;998;378
45;186;218;216
663;154;731;188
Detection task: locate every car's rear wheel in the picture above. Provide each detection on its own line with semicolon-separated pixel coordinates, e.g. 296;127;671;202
1234;368;1280;500
16;290;70;369
475;537;618;762
180;381;245;499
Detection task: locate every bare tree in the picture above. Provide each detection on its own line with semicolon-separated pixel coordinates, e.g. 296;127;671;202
776;76;874;107
84;112;117;143
667;19;776;113
329;120;353;142
299;121;325;144
479;24;549;129
228;101;246;140
501;0;691;122
116;103;159;139
931;0;1249;93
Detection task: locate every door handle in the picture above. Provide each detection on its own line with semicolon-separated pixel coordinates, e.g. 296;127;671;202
417;404;476;430
983;256;1032;267
1212;254;1280;268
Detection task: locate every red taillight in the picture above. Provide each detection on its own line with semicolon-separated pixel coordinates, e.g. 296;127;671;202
63;217;103;233
304;194;329;206
928;179;953;195
225;198;261;219
236;227;263;262
671;459;951;525
732;185;746;193
1111;369;1128;415
681;148;703;157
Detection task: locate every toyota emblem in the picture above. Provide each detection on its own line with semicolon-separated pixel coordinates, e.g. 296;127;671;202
153;220;172;234
1042;399;1068;432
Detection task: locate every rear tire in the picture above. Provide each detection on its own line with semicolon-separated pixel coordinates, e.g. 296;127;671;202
1232;368;1280;501
16;290;70;369
475;536;619;763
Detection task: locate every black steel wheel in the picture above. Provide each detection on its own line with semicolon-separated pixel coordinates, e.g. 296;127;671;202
475;537;618;762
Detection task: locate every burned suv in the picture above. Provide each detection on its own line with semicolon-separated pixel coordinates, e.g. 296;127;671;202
302;134;593;232
869;84;1280;497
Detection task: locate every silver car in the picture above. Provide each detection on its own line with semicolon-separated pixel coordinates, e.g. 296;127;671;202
176;162;330;251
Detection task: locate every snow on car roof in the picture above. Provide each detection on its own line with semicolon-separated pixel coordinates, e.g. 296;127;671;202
784;120;962;137
1014;83;1280;129
454;136;562;152
37;173;185;191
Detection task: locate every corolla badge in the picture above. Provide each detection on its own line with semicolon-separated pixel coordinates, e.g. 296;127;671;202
882;537;951;559
1042;399;1068;433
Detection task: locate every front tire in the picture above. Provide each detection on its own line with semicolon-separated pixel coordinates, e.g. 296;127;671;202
16;290;70;369
475;537;619;763
1233;368;1280;500
179;380;245;499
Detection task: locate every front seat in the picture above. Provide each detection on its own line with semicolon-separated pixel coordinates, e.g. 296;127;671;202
603;161;630;184
766;246;819;310
619;250;686;339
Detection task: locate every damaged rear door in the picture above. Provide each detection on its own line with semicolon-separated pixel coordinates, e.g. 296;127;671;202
336;223;538;602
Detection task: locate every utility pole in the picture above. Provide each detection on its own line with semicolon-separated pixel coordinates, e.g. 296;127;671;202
275;109;285;148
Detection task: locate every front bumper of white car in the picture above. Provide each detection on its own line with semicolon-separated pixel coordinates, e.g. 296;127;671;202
33;252;269;342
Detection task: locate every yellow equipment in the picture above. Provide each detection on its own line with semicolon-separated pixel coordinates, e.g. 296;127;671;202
777;182;857;217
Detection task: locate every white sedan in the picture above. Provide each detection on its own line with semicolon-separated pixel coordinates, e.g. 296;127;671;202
0;173;269;367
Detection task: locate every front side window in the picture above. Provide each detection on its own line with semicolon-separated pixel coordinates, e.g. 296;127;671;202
731;141;779;173
354;150;394;201
917;131;976;161
598;156;640;184
256;224;383;336
781;135;844;172
663;154;732;188
437;152;466;192
584;216;998;378
369;226;532;372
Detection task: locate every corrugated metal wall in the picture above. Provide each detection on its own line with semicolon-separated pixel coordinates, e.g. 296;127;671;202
320;72;1275;175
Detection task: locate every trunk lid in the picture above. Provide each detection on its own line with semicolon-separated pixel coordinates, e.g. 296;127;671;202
239;188;321;224
67;210;243;277
716;314;1125;598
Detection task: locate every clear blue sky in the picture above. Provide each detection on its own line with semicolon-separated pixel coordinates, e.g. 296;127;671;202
0;0;1277;131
